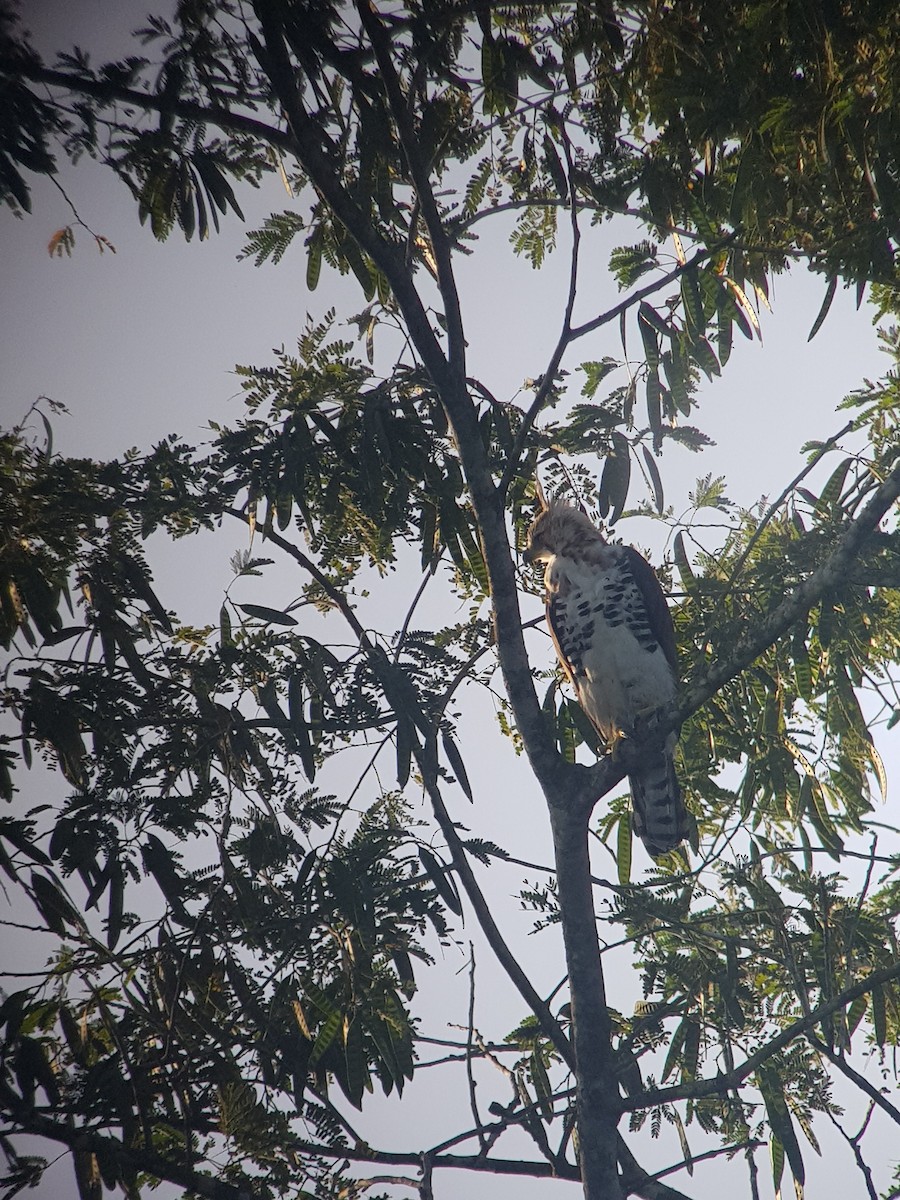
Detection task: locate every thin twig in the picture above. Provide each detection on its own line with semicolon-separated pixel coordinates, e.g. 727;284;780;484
824;1104;879;1200
718;418;855;604
465;945;487;1152
806;1034;900;1126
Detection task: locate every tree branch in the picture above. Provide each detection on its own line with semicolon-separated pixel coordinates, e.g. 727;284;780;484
420;748;575;1069
621;960;900;1112
678;458;900;719
236;513;575;1069
20;64;295;151
579;457;900;809
289;1136;580;1180
546;803;622;1198
355;0;466;383
498;126;584;503
0;1081;248;1200
807;1033;900;1126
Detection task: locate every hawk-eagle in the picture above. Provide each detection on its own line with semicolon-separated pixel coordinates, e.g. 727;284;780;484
524;502;687;857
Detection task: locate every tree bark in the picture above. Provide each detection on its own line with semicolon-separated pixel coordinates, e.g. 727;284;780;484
548;800;623;1200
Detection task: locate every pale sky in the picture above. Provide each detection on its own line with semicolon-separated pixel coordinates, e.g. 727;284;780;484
2;4;898;1198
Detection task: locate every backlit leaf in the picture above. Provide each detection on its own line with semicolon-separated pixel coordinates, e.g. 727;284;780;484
616;813;632;885
808;277;838;341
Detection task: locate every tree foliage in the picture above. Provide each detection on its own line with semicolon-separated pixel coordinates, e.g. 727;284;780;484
3;3;900;1199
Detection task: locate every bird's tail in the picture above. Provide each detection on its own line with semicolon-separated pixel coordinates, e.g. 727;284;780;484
629;736;688;857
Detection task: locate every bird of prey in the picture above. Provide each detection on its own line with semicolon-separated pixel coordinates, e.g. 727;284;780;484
524;501;687;857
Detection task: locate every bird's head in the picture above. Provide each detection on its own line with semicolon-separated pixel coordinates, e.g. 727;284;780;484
523;502;603;564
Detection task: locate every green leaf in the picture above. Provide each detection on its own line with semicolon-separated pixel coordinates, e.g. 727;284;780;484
339;1016;368;1110
673;531;696;593
717;301;734;366
276;475;293;529
557;698;577;762
661;346;691;416
759;1064;805;1191
642;446;664;514
723;278;761;340
871;985;887;1046
689;336;721;379
141;835;189;922
681;1020;700;1082
598;431;631;526
308;1007;341;1068
418;846;463;916
238;603;298;626
565;699;603;754
791;632;812;701
638;303;661;368
287;675;316;781
687;192;719;246
770;1135;785;1195
808;788;843;859
395;713;413;789
441;729;473;801
419;502;439;573
30;871;80;935
680;268;706;337
808;276;838;341
661;1017;687;1083
530;1049;553;1120
609;241;658;288
646;369;662;448
580;358;619;399
846;993;867;1044
616;813;632;885
456;518;490;595
866;741;888;803
542;133;567;200
219;604;233;646
815;458;852;521
481;35;501;115
106;860;124;950
0;819;50;866
192;152;243;219
306;226;323;291
672;1108;693;1176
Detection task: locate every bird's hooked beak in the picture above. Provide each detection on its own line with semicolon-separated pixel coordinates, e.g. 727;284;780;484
522;544;537;565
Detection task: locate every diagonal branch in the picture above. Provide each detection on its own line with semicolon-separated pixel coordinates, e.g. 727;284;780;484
355;0;466;383
677;458;900;720
0;1079;246;1200
19;64;297;152
233;513;575;1066
250;0;454;399
806;1033;900;1126
416;736;575;1068
717;418;856;605
621;959;900;1112
579;457;900;809
568;241;733;342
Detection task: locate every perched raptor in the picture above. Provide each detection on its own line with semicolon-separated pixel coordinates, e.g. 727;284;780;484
524;502;688;857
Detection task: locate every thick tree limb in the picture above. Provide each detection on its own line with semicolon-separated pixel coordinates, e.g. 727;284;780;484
547;804;621;1194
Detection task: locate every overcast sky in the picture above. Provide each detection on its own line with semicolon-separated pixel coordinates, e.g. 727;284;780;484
2;4;898;1199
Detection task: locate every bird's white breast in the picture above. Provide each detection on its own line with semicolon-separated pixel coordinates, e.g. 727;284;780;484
547;552;675;740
